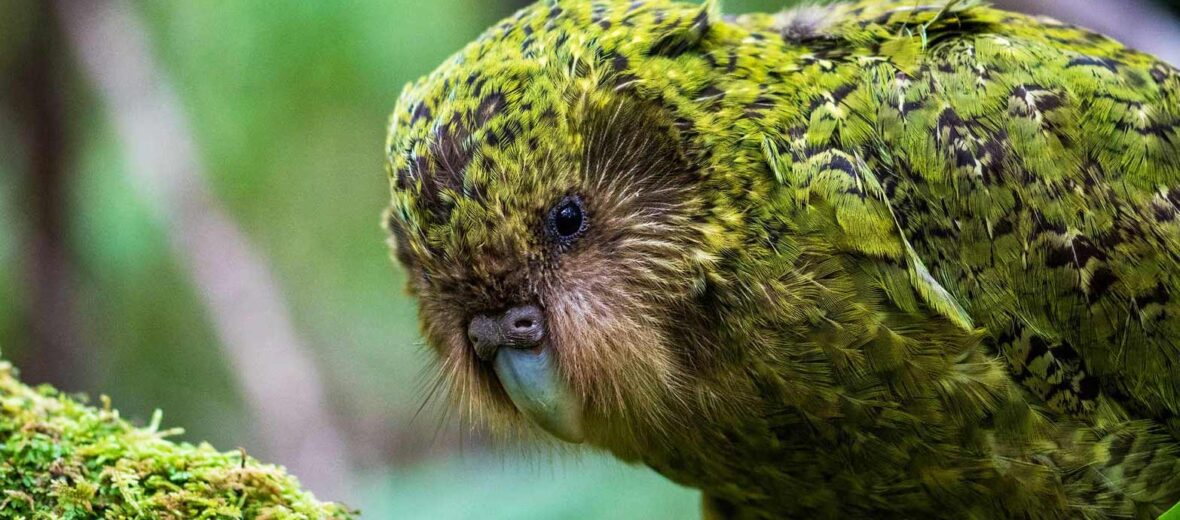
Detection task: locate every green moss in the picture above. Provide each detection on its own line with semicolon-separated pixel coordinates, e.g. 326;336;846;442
0;361;355;519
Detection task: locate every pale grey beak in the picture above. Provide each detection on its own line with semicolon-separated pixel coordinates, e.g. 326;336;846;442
493;344;584;443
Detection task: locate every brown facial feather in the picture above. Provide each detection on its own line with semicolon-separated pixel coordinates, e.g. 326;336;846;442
392;88;716;447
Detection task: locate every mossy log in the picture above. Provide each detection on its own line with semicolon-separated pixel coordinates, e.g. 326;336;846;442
0;361;354;519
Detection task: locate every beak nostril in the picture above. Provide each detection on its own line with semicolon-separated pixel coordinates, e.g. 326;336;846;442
502;304;545;349
470;304;544;359
468;314;504;361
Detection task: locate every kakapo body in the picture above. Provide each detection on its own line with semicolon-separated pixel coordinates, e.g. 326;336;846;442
384;0;1180;517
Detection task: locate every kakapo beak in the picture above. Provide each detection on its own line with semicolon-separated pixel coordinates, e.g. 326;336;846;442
492;345;585;443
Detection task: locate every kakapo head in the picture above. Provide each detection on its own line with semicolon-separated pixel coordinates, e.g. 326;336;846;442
384;0;771;449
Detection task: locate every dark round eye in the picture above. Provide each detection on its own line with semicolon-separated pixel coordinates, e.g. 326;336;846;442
547;195;586;242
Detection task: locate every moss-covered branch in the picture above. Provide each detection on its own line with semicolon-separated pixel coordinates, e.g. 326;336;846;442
0;361;354;519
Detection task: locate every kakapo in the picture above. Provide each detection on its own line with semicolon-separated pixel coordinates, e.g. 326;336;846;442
383;1;1180;517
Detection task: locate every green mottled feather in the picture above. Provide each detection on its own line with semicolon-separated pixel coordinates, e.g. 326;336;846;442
385;1;1180;518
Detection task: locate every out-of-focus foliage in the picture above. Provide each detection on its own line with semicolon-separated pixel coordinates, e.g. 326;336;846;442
1164;501;1180;520
358;456;699;519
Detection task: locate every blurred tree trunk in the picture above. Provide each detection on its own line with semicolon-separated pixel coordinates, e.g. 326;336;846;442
4;0;88;391
55;0;352;500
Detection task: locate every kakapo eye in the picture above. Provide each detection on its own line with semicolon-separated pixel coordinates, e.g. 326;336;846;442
546;195;587;243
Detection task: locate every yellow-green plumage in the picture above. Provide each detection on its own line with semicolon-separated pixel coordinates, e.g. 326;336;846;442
385;1;1180;517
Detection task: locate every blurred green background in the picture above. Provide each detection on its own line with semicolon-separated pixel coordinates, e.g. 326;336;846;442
0;0;1176;518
